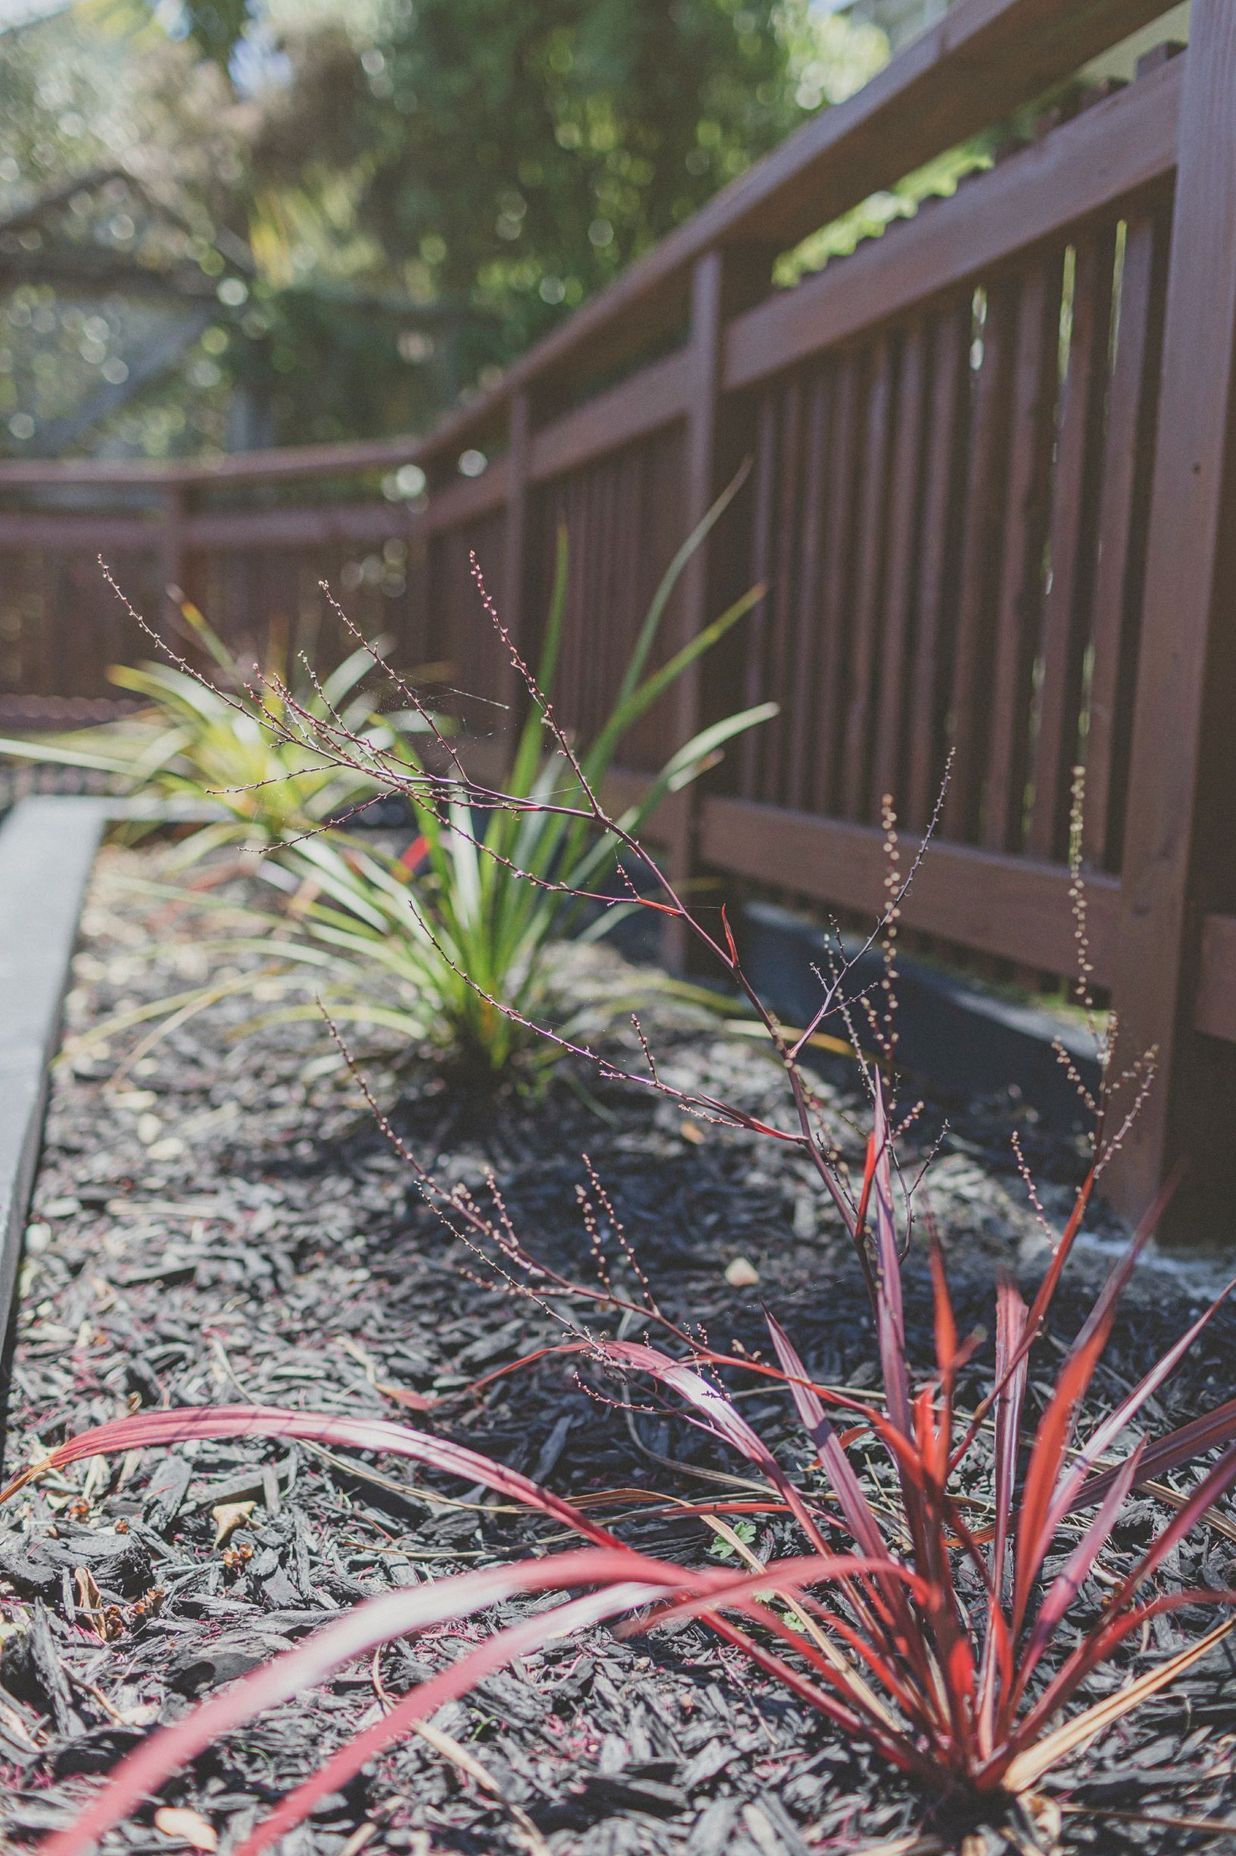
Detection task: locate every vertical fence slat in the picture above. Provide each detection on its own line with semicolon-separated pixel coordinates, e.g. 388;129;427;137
596;458;619;735
785;366;831;810
945;280;1016;841
982;254;1063;853
499;390;532;738
160;487;188;628
580;461;604;737
871;320;927;814
37;554;58;697
842;334;897;820
1027;224;1117;861
565;470;588;733
811;350;863;815
905;302;972;832
762;376;805;805
1083;201;1171;872
739;387;780;795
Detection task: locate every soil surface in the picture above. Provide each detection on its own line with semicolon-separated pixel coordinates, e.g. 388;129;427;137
0;845;1233;1856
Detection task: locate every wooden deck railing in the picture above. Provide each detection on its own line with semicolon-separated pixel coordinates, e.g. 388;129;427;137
1;0;1233;1232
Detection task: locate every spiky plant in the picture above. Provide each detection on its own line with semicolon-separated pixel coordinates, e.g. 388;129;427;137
60;484;774;1082
0;598;411;866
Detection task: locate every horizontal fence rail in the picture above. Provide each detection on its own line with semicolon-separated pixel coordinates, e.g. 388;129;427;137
1;0;1233;1234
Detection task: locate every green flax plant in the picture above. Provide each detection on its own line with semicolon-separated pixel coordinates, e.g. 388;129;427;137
0;596;412;868
272;516;771;1078
82;485;775;1084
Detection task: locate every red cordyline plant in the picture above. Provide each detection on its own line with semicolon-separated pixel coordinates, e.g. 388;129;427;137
4;563;1236;1855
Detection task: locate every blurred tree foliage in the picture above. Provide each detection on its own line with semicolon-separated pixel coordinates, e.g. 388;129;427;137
250;0;887;359
0;0;888;456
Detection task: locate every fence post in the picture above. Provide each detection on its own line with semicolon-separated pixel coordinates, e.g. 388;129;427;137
666;244;774;965
1105;0;1236;1237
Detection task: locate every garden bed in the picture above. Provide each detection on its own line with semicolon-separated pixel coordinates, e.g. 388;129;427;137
0;841;1233;1856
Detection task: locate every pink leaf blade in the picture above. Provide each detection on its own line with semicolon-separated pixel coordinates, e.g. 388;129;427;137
5;1404;621;1547
599;1338;831;1553
764;1310;889;1560
36;1548;683;1856
977;1278;1028;1747
1011;1443;1145;1715
870;1074;911;1441
236;1582;658;1856
996;1584;1236;1779
1066;1387;1236;1518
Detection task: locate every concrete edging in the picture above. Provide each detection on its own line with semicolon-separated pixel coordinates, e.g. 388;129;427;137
0;796;111;1437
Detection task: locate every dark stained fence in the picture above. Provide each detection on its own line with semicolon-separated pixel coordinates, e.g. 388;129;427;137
718;194;1175;873
0;525;163;706
422;500;508;727
530;423;690;772
0;0;1232;1232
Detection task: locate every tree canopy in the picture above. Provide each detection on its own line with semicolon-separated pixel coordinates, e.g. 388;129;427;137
0;0;888;456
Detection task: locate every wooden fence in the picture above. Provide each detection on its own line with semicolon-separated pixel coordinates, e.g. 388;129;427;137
1;0;1233;1234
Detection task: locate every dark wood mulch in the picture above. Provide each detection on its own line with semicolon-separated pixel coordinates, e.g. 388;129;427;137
0;845;1232;1856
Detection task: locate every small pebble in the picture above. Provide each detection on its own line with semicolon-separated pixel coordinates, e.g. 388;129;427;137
40;1196;80;1220
147;1137;186;1162
725;1256;759;1288
153;1806;217;1852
